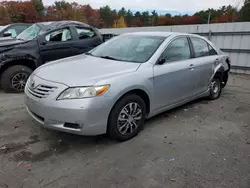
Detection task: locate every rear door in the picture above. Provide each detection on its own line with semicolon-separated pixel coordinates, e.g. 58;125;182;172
153;36;197;110
70;26;103;55
189;37;219;95
39;27;76;63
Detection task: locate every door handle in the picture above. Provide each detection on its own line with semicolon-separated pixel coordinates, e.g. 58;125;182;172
189;64;195;71
214;59;220;64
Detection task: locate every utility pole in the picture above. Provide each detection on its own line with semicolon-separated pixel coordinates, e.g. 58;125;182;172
207;11;211;24
232;0;243;22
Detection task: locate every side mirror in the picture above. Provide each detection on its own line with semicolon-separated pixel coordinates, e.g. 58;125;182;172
158;58;166;65
3;32;11;37
41;40;47;45
39;36;47;45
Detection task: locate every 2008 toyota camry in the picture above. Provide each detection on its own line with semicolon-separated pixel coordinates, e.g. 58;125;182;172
25;32;230;141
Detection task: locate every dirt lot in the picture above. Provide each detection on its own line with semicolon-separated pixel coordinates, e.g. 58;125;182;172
0;74;250;188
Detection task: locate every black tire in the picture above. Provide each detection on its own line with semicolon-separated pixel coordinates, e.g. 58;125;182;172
208;77;222;100
108;94;146;141
0;65;32;93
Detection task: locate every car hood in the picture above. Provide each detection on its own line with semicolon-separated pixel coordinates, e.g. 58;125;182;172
0;36;15;42
34;54;141;86
0;38;26;47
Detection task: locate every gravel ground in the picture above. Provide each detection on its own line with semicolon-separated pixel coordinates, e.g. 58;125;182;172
0;74;250;188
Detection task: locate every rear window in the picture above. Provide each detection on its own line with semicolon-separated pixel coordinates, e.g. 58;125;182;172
208;44;218;55
76;27;95;39
190;37;209;58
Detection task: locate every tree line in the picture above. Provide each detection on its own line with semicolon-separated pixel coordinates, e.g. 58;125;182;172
0;0;250;28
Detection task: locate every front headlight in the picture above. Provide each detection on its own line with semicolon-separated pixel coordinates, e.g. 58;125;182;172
57;85;110;100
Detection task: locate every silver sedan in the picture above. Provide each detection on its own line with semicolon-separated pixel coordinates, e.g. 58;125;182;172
25;32;230;141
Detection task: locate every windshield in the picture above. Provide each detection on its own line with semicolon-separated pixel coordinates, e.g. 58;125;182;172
16;24;44;41
90;35;166;63
0;25;8;32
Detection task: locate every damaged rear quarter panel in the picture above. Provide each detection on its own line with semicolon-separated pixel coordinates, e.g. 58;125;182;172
209;54;229;82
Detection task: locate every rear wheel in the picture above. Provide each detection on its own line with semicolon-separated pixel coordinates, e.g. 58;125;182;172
208;78;222;100
108;94;146;141
1;65;32;93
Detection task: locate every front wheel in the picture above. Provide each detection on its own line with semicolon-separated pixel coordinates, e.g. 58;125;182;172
208;78;222;100
1;65;32;93
108;94;146;141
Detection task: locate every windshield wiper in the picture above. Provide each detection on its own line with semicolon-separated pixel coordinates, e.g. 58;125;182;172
85;52;93;56
99;56;120;61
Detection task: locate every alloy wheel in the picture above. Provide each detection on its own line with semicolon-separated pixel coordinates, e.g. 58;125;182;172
210;79;220;98
11;73;29;92
117;102;142;135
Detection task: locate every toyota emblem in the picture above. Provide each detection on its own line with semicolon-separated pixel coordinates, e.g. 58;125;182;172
31;80;35;88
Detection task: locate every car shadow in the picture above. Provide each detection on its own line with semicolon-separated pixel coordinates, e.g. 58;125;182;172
8;97;211;163
145;97;210;125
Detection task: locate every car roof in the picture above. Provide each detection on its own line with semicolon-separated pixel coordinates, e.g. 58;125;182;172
122;31;201;38
9;23;31;26
36;21;90;31
2;23;31;28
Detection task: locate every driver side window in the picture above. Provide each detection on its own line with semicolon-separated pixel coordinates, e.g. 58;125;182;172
45;28;72;42
162;37;191;63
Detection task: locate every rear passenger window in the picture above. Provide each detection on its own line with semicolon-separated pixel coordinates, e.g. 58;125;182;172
76;27;95;39
191;37;209;58
208;44;218;55
163;37;191;63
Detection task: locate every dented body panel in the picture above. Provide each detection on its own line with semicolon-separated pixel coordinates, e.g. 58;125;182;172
0;21;103;77
0;40;39;71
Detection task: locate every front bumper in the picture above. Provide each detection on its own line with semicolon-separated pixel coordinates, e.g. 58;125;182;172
24;76;113;136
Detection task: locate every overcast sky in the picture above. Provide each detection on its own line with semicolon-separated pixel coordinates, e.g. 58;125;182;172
42;0;242;11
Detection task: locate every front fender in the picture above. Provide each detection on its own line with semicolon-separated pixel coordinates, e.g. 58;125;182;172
0;54;37;71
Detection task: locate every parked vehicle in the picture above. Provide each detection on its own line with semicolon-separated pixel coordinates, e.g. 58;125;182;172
0;21;103;93
25;32;230;141
0;23;30;38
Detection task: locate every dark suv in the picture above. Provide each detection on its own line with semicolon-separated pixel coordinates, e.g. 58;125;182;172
0;21;103;93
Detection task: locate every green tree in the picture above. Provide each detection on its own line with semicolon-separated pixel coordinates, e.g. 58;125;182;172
165;13;172;18
31;0;44;15
141;11;150;26
54;0;69;10
124;9;133;27
134;11;141;18
100;5;115;27
151;10;158;26
239;0;250;21
118;7;126;18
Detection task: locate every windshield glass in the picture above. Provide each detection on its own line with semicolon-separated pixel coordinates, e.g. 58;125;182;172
0;25;8;32
16;24;44;41
90;35;166;63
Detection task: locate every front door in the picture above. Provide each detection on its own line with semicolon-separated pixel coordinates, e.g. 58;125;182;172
153;36;197;111
39;28;75;63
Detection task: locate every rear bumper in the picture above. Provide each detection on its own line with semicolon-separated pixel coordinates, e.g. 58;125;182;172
222;67;230;88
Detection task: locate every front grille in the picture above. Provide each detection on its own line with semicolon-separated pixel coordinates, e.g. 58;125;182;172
27;83;57;99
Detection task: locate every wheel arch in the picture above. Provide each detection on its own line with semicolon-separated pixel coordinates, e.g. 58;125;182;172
110;87;152;118
0;58;37;77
